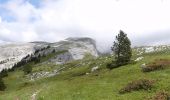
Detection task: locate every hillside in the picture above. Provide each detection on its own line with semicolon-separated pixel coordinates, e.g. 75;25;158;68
0;38;98;72
0;44;170;99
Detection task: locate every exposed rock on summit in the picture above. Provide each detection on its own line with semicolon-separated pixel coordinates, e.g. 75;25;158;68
0;38;99;72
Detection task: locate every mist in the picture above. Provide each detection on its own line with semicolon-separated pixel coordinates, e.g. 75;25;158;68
0;0;170;52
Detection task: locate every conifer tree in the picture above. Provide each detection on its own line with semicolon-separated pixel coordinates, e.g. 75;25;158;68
111;30;132;67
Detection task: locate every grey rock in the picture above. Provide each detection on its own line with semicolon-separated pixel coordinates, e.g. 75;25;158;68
140;63;146;68
91;66;99;72
135;57;144;62
0;37;99;72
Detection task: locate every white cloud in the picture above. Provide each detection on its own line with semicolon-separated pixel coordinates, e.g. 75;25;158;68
0;16;1;23
2;0;39;22
0;0;170;52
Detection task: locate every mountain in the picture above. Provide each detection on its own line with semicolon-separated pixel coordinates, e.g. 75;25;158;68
1;41;170;100
0;37;99;72
0;38;170;99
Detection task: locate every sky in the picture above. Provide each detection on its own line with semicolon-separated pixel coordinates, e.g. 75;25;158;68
0;0;170;52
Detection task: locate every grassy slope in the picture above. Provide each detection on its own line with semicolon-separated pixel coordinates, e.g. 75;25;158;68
0;52;170;100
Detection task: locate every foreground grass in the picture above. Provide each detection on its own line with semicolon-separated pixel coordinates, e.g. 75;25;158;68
0;53;170;100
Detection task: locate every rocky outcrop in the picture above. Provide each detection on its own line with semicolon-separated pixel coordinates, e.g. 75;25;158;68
134;45;170;55
49;37;99;64
51;37;98;59
0;43;35;71
135;57;144;62
49;52;73;64
0;37;99;72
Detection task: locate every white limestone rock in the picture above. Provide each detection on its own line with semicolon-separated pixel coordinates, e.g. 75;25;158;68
0;37;99;72
91;66;99;72
0;43;35;72
135;57;144;62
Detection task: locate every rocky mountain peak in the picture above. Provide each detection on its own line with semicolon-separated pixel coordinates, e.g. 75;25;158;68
0;37;99;72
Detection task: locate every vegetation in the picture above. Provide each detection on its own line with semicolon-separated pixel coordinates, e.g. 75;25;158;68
0;69;8;91
0;78;6;91
151;91;170;100
119;79;154;94
23;64;32;74
110;30;132;68
142;59;170;72
0;47;170;99
0;69;8;78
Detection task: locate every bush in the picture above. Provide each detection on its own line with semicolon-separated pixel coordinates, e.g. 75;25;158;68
23;65;32;74
151;91;170;100
0;69;8;78
106;62;117;69
0;78;6;91
47;45;51;49
142;64;165;72
107;60;135;70
142;59;170;72
119;79;154;94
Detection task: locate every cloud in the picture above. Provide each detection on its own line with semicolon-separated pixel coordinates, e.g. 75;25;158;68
0;0;170;52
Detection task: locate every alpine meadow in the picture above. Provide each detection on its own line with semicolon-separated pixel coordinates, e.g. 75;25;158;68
0;0;170;100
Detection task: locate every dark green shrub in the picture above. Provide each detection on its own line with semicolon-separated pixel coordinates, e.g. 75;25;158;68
106;62;117;69
119;79;154;94
0;69;8;78
52;49;56;53
23;65;32;74
0;78;6;91
47;45;51;49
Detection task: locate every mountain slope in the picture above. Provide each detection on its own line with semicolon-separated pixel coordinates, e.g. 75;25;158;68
0;43;35;71
0;38;99;72
1;40;170;99
0;49;170;100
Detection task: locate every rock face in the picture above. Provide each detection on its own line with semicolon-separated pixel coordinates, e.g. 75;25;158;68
49;52;73;64
0;43;35;71
51;37;98;60
134;45;170;55
0;37;99;72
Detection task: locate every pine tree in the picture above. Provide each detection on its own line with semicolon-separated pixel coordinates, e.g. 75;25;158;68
111;30;132;67
0;77;6;91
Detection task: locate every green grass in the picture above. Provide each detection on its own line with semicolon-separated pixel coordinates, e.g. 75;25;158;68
0;52;170;100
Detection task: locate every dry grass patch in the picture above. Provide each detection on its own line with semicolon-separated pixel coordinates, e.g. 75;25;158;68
142;59;170;72
148;91;170;100
119;79;155;94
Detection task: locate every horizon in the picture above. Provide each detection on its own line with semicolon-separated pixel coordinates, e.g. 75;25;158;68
0;0;170;52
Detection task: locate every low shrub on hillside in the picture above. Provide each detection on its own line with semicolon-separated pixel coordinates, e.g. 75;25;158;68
142;63;165;72
119;79;154;94
150;91;170;100
23;64;32;74
107;60;136;70
106;62;117;69
142;59;170;72
0;69;8;78
0;78;6;91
